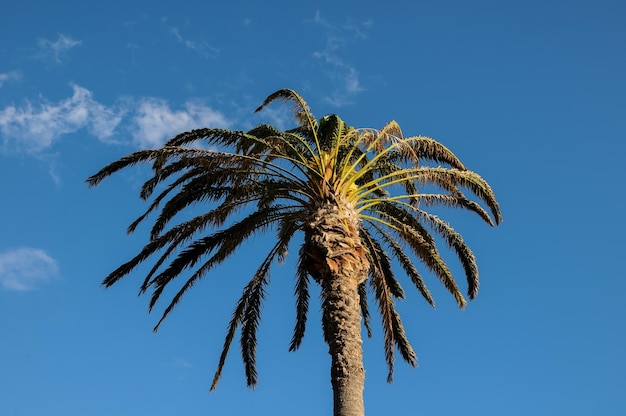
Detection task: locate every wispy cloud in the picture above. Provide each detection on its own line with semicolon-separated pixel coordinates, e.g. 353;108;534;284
170;357;192;380
312;51;364;105
311;11;371;106
132;97;230;147
0;84;124;153
251;104;293;132
0;71;21;88
174;358;192;369
169;27;219;59
36;34;82;63
0;248;59;291
0;85;231;153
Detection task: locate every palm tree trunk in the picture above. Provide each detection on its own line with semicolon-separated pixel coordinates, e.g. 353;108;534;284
322;268;366;416
305;201;369;416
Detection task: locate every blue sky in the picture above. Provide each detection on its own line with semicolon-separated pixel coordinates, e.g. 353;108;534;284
1;1;625;415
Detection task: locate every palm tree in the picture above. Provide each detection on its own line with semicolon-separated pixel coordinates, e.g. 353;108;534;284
87;89;501;416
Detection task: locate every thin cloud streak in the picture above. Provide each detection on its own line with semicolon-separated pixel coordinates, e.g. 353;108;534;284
0;71;21;88
311;12;370;107
36;34;82;63
0;248;59;291
169;27;219;59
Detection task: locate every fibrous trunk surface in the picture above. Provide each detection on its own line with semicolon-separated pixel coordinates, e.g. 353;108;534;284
304;200;369;416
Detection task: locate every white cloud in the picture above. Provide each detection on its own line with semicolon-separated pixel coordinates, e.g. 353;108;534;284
0;85;231;153
0;84;124;153
169;27;219;59
36;34;82;63
0;71;21;88
132;98;230;148
0;248;59;291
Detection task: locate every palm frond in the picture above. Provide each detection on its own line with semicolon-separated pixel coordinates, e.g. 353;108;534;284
417;211;480;300
128;168;204;234
139;158;199;201
374;204;467;308
164;128;243;148
366;243;397;382
411;168;502;225
101;221;193;288
358;281;372;338
240;252;272;388
289;255;310;351
361;228;405;300
210;225;299;390
412;193;494;226
86;148;177;187
210;282;249;391
254;89;319;141
371;224;435;307
402;136;466;169
146;206;291;311
389;307;417;373
359;225;419;382
356;166;502;227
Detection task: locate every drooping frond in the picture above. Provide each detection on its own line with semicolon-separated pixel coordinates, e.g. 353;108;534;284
246;124;314;165
416;210;480;300
388;305;417;375
139;158;199;201
254;89;319;139
356;166;502;227
361;228;405;300
372;224;435;308
212;221;300;390
412;192;494;227
127;168;203;233
86;147;188;187
400;136;466;169
373;203;467;308
289;254;310;351
410;168;502;224
164;128;245;148
358;281;372;338
151;214;299;334
367;254;396;381
210;280;250;391
360;226;418;381
147;206;294;312
240;249;273;388
101;216;206;288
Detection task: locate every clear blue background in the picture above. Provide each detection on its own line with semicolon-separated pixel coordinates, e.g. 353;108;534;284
1;1;624;415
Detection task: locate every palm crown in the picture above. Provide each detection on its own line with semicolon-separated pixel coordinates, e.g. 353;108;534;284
87;89;501;393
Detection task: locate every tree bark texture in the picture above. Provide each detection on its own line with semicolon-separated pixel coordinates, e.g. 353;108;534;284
304;200;370;416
